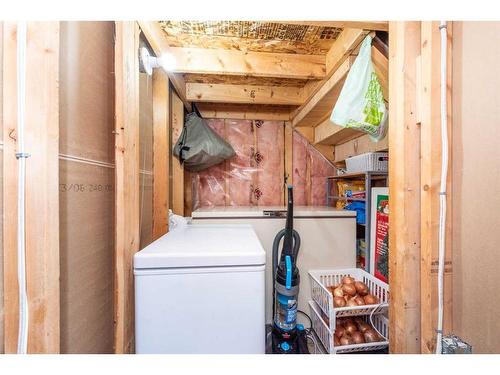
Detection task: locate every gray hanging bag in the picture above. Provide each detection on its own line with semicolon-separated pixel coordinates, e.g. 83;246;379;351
173;110;235;172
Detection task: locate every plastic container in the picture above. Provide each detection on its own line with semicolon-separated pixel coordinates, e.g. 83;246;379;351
308;268;389;329
345;152;388;173
309;300;389;354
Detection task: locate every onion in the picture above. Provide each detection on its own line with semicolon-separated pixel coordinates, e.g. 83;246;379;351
333;335;341;347
351;331;365;344
346;298;358;307
354;281;369;296
354;295;365;306
335;325;345;338
364;294;380;305
357;322;370;333
333;286;344;298
334;296;346;307
339;334;354;346
342;276;355;285
342;283;357;296
354;317;364;325
344;322;357;335
363;328;380;343
343;317;354;326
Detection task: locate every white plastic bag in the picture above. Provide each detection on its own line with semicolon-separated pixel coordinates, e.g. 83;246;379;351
331;35;387;141
168;209;190;231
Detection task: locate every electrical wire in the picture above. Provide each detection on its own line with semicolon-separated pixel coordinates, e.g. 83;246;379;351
16;21;29;355
297;309;312;330
436;20;449;355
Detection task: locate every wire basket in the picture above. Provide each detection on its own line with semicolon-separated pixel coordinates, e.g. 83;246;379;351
308;268;389;330
345;152;388;173
309;300;389;354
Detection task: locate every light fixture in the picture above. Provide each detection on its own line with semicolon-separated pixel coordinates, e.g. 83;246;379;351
140;47;176;76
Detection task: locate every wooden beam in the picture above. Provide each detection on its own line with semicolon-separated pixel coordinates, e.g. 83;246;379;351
197;103;291;121
137;21;192;112
171;89;184;216
3;21;60;353
292;57;353;127
420;21;453;354
152;70;169;241
314;117;362;145
372;45;389;101
333;134;389;163
168;47;326;80
186;83;304;105
292;28;368;124
388;21;422;354
273;21;389;32
114;21;140;354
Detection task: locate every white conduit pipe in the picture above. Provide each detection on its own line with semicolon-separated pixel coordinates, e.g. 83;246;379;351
436;20;449;355
16;21;29;354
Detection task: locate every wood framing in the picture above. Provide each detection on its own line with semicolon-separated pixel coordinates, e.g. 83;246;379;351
152;70;170;241
388;21;422;354
314;117;362;145
2;21;60;353
273;21;389;32
167;47;326;79
137;21;191;112
419;21;453;354
114;21;140;354
186;83;304;105
197;103;291;121
171;89;185;216
284;122;293;191
372;46;389;101
292;57;353;127
293;29;368;121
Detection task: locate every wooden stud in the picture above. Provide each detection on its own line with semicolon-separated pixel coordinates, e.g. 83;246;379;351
388;21;422;354
197;103;291;121
171;89;185;216
114;21;140;354
372;45;389;102
3;21;60;353
137;21;191;112
152;70;170;241
186;83;304;105
167;47;326;80
420;21;453;354
272;21;389;32
292;57;353;127
284;122;293;203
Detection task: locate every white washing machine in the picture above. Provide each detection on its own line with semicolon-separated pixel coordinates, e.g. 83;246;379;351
134;224;266;354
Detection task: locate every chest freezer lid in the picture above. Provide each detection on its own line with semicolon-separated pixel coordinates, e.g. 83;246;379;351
134;224;265;269
192;206;356;219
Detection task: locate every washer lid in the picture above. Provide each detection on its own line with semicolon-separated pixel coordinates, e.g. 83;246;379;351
134;224;265;269
192;205;356;218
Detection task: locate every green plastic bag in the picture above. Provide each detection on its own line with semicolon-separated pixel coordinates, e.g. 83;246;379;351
331;35;387;141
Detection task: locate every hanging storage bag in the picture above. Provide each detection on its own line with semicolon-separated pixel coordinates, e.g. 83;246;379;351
330;35;387;141
174;109;236;172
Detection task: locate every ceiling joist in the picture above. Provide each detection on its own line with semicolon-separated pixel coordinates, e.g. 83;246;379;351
167;47;326;79
314;117;363;145
138;21;192;111
186;83;304;105
273;21;389;32
196;103;291;121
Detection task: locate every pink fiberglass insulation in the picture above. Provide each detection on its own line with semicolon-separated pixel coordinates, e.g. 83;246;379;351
225;119;255;206
255;120;284;206
192;119;334;210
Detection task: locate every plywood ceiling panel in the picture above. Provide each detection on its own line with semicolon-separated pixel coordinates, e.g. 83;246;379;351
159;21;342;54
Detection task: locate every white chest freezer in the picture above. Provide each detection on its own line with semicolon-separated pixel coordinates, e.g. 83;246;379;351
192;206;356;324
134;224;266;354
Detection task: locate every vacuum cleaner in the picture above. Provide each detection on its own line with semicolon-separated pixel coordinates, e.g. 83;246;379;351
271;185;309;354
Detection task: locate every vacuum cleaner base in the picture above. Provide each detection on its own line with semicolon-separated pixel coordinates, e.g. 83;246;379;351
266;325;310;354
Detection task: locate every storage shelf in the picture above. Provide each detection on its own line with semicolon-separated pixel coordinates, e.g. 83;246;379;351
327;171;388;180
332;195;366;202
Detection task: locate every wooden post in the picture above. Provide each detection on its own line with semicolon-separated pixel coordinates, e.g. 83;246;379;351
2;21;60;353
284;121;293;204
113;21;140;354
152;70;170;240
171;90;184;216
420;21;453;354
388;21;422;353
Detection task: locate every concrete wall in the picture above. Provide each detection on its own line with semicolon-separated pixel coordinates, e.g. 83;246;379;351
452;21;500;353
